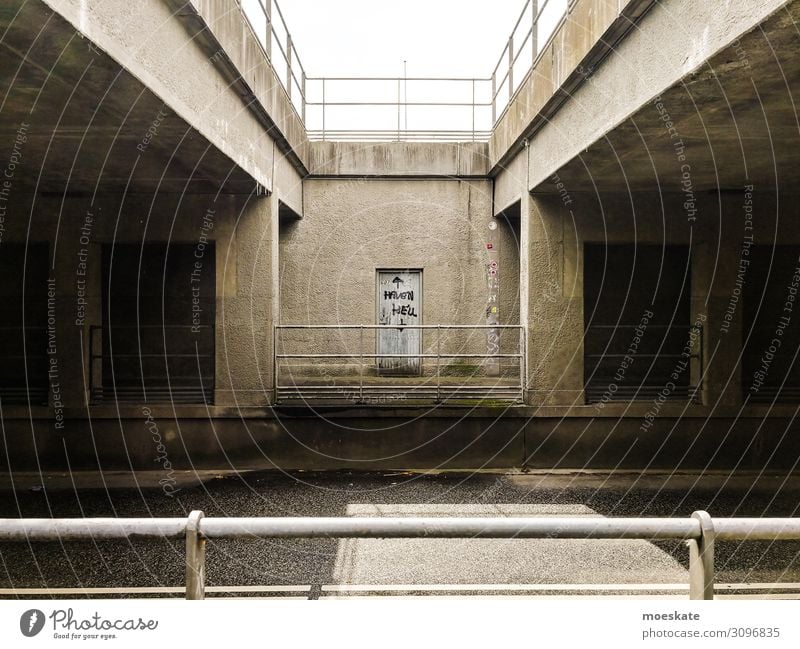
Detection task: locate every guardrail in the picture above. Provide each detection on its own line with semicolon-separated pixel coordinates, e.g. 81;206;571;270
0;326;49;405
238;0;308;121
2;511;799;600
584;324;704;404
304;77;493;142
274;324;524;405
235;0;571;140
89;325;215;404
490;0;569;126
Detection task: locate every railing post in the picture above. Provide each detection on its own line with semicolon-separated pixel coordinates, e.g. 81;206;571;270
301;71;306;122
436;324;441;403
688;511;715;600
185;510;206;600
491;72;496;123
359;324;364;404
471;79;476;141
531;0;539;63
519;325;525;403
264;0;272;58
322;79;326;141
286;33;293;99
507;35;514;97
397;78;402;141
272;325;278;405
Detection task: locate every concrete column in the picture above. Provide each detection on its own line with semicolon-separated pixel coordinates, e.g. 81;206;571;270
216;193;274;407
527;193;583;407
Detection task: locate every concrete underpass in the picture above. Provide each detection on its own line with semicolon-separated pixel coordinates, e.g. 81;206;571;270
1;0;799;606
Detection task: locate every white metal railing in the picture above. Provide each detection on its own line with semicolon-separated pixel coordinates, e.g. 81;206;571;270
238;0;308;121
2;512;799;599
274;324;524;405
235;0;570;141
489;0;569;126
303;76;493;142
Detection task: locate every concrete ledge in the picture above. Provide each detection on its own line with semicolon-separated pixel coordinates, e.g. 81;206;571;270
2;468;798;492
1;403;798;419
180;0;309;174
489;0;656;171
2;413;797;472
308;141;490;177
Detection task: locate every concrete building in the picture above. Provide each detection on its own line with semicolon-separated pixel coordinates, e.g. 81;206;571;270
0;0;798;473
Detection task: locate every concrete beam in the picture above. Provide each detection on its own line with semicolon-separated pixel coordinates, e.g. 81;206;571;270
308;141;490;178
524;0;793;192
489;0;656;173
36;0;305;192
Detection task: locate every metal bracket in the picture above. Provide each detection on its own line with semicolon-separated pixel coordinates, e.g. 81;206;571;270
186;510;206;600
688;510;715;600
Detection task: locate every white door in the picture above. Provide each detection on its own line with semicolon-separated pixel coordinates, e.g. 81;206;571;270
377;270;421;375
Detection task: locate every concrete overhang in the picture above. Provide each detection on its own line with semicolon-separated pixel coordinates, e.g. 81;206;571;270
533;0;800;195
308;141;490;178
489;0;657;173
0;0;262;194
173;0;310;174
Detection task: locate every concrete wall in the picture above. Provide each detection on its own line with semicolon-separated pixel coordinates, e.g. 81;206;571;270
309;142;489;178
0;189;277;467
279;177;520;372
525;189;800;415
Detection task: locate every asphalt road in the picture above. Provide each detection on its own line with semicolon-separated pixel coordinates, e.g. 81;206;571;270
0;471;798;597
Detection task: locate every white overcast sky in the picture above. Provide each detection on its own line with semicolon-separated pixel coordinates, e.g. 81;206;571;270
274;0;528;78
240;0;567;132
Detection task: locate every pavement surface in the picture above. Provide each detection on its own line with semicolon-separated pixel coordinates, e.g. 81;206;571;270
0;471;798;598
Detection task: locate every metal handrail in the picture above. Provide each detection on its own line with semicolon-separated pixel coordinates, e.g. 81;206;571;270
274;324;524;405
88;325;215;404
304;76;493;142
2;511;798;600
490;0;568;125
583;323;704;404
237;0;308;120
233;0;572;139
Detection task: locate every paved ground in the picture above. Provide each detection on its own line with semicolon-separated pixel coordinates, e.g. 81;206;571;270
0;471;798;598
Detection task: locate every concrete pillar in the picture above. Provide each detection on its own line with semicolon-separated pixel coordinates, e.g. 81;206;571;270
216;193;274;407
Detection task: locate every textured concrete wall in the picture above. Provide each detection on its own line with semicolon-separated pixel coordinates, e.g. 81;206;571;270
309;142;489;178
0;189;275;412
281;178;519;323
279;178;520;374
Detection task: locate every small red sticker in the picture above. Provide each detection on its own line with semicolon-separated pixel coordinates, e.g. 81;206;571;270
486;243;493;249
